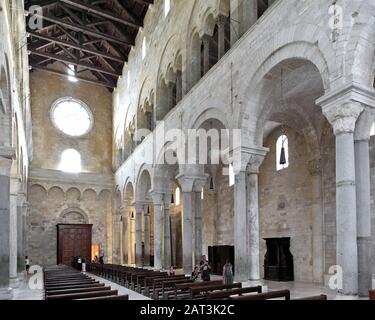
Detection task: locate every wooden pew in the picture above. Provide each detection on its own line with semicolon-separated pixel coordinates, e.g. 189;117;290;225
293;295;328;300
206;286;262;300
230;289;291;301
145;275;189;297
155;278;196;300
46;286;112;296
171;280;224;300
45;283;105;291
46;289;119;300
78;295;129;301
189;282;242;300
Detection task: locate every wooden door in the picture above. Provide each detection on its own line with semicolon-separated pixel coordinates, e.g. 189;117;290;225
57;224;92;266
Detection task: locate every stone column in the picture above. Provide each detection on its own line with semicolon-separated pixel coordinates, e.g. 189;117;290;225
134;203;143;267
0;153;13;295
163;193;172;269
129;210;136;265
242;0;258;34
120;204;129;265
167;81;175;111
151;193;163;270
177;175;195;274
176;71;183;104
218;15;227;59
246;154;265;281
234;170;248;281
322;101;363;295
9;176;19;281
17;193;26;273
354;136;372;297
143;204;151;266
308;159;324;284
193;179;206;267
202;35;211;75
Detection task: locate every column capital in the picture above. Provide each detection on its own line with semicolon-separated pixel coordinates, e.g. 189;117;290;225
150;190;164;206
0;147;16;177
132;201;146;213
231;145;269;174
246;153;266;174
308;158;322;176
176;174;199;193
322;101;364;135
217;14;228;27
201;33;211;44
193;175;209;192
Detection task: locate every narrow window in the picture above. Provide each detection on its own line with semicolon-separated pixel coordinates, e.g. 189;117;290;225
276;135;289;171
370;122;375;136
164;0;171;17
67;64;78;82
142;37;147;60
229;164;235;187
60;149;81;173
175;187;181;206
201;187;204;200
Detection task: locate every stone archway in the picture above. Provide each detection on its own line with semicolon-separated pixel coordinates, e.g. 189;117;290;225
59;207;89;225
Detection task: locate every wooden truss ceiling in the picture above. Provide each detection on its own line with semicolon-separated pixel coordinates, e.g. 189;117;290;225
25;0;153;90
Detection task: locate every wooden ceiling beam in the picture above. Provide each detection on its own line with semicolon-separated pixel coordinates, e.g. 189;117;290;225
29;48;122;77
28;31;124;62
60;0;142;29
30;64;116;88
26;12;134;47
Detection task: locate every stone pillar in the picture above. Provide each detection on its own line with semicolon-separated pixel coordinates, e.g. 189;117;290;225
246;154;265;281
151;193;163;270
234;170;248;282
163;193;172;269
167;82;175;111
143;204;151;266
354;138;372;296
322;101;363;295
218;15;227;59
0;153;12;294
120;205;129;265
177;175;195;274
193;179;206;267
176;71;183;103
134;203;143;267
129;210;136;265
9;176;19;280
202;35;211;75
16;193;26;273
308;159;324;284
243;0;258;32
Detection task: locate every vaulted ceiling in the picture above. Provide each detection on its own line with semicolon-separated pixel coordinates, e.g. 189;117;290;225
25;0;153;90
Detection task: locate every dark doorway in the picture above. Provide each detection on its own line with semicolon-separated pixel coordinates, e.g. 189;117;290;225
264;237;294;281
208;245;235;275
57;224;92;266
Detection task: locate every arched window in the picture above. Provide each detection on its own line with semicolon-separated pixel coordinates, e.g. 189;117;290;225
175;187;181;206
142;37;147;60
276;135;289;171
60;149;81;173
370;122;375;136
164;0;171;17
229;164;235;187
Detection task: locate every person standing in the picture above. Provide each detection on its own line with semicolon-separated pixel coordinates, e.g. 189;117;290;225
25;256;30;273
223;260;234;285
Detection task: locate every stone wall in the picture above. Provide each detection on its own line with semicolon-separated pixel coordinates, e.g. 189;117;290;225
27;69;114;266
30;69;112;174
27;180;112;266
259;127;314;282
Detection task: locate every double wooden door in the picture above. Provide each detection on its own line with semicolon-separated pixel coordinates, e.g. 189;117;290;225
57;224;92;266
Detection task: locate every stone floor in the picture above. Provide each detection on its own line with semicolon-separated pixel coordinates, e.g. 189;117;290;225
4;270;374;300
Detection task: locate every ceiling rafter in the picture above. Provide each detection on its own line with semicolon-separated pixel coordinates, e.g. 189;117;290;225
25;0;153;89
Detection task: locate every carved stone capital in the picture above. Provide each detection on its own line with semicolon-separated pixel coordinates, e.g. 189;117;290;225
246;154;266;174
322;101;363;135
